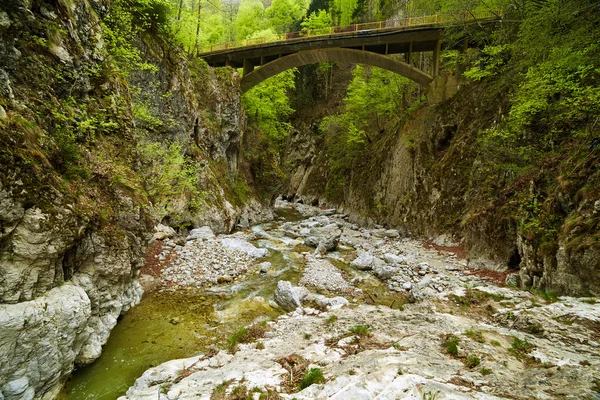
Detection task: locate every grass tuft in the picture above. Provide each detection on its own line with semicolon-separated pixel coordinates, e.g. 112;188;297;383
299;368;325;389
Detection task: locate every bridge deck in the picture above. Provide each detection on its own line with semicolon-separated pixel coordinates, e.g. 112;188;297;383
198;10;500;69
200;26;441;69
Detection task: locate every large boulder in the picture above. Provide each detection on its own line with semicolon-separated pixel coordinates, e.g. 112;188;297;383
153;224;176;240
220;238;268;258
303;223;342;252
0;285;92;400
351;252;374;270
273;281;302;311
187;226;215;241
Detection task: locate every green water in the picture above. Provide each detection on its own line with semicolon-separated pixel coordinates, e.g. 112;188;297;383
61;241;303;399
60;209;399;399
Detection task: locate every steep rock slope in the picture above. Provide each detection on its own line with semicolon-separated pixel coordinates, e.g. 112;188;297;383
0;0;266;398
283;73;599;297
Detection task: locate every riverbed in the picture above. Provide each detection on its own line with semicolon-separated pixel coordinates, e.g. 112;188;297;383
61;202;600;399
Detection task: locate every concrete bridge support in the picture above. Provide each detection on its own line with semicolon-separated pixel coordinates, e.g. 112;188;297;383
240;48;434;93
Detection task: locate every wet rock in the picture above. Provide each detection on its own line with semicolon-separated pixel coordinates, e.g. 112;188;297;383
217;275;233;284
258;262;272;273
303;223;342;252
274;281;302;311
351;252;374;270
373;264;396;280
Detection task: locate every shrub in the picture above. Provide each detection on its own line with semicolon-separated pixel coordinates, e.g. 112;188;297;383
465;355;481;368
349;325;371;336
465;329;485;343
299;368;325;389
509;336;535;360
442;335;460;358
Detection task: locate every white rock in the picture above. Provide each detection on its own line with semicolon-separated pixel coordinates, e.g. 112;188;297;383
351;251;374;270
221;238;268;258
187;226;215;241
274;281;302;311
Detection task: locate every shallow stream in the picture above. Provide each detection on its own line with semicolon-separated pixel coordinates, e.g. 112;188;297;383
59;209;404;399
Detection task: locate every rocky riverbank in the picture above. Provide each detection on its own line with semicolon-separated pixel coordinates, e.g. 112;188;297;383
120;200;600;400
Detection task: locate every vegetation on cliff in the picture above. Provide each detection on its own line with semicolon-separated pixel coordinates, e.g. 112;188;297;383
281;0;599;294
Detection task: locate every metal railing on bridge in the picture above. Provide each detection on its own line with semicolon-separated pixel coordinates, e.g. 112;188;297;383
200;10;501;54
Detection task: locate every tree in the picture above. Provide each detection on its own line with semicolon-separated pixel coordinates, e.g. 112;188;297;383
265;0;310;33
301;9;332;30
242;69;297;142
234;0;267;40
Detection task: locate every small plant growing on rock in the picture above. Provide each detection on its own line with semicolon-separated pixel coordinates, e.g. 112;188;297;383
229;384;248;399
228;322;268;352
393;342;407;351
299;368;325;389
442;335;460;358
509;336;535;360
326;315;338;324
464;354;481;368
490;340;501;347
349;325;371;336
304;333;312;340
465;329;485;343
256;342;265;350
422;390;439;400
159;382;173;394
397;367;404;375
480;367;492;375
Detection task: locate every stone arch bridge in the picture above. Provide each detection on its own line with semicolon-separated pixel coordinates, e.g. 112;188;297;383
197;11;500;93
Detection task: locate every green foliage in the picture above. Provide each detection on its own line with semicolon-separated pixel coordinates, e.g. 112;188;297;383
299;368;325;389
480;367;492;375
509;336;534;360
342;65;412;141
349;325;371;336
326;314;338;324
242;69;296;142
464;354;481;368
266;0;310;33
331;0;358;25
301;10;332;30
172;0;227;54
102;0;171;75
443;335;460;357
227;322;268;351
136;139;201;209
464;45;510;81
465;329;485;343
234;0;268;40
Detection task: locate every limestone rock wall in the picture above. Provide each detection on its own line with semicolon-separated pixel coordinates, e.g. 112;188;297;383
0;0;269;398
284;75;599;296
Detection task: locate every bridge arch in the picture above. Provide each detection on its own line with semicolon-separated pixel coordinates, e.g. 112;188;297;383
240;48;433;93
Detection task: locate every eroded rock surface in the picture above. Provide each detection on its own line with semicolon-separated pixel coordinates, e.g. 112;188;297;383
123;201;600;400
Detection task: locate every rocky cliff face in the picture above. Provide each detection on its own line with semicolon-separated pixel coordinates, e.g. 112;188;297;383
0;0;268;398
283;74;600;297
